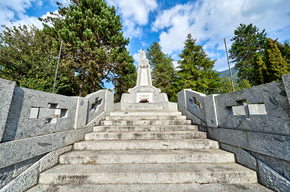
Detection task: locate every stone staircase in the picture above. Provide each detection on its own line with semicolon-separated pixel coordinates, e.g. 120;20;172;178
28;110;271;192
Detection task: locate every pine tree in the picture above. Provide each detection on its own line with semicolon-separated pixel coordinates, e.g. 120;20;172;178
177;34;221;94
40;0;129;96
229;23;267;84
147;41;175;101
112;49;137;102
264;38;289;82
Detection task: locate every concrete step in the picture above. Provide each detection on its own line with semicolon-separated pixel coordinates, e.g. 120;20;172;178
74;139;219;150
84;131;206;141
27;183;273;192
110;110;181;116
93;125;198;132
38;163;257;185
59;149;235;165
100;119;191;126
105;115;186;120
122;103;164;110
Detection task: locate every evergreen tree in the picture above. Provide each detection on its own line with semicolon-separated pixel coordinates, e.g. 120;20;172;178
218;77;251;94
277;40;290;65
264;38;289;82
177;34;221;94
112;49;137;102
147;41;175;101
0;23;71;94
40;0;129;96
229;23;267;84
253;54;267;85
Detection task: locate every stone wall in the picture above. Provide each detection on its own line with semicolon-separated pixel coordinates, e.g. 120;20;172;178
0;78;114;192
178;74;290;192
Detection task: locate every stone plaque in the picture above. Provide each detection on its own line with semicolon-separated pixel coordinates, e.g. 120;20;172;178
140;69;149;86
136;93;153;103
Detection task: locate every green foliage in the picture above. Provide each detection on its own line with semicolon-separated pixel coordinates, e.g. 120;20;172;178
218;77;252;94
176;34;222;95
253;54;267;84
229;23;267;84
264;38;289;82
0;23;71;94
147;41;175;101
112;49;137;102
277;40;290;65
40;0;129;96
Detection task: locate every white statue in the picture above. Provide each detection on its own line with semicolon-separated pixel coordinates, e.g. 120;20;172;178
141;49;146;59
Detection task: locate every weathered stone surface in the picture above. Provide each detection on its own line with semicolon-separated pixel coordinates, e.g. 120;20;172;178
0;156;42;188
258;160;290;192
59;149;234;165
0;78;15;142
0;132;65;169
86;90;106;123
39;145;72;173
204;94;219;128
220;143;257;171
105;91;114;115
215;81;290;136
2;87;77;142
84;131;206;141
207;127;249;149
86;111;106;127
282;73;290;106
64;129;85;146
248;132;290;161
74;139;219;150
73;97;88;129
0;161;39;192
38;163;257;185
101;119;191;126
93;125;198;132
186;111;207;127
27;183;272;192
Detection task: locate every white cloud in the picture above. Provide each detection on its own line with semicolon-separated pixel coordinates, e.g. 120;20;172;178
0;0;59;30
107;0;158;38
152;0;290;70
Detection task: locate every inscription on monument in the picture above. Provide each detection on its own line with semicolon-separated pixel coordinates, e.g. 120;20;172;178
136;93;153;103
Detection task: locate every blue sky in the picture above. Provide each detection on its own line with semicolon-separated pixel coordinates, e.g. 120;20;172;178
1;0;290;88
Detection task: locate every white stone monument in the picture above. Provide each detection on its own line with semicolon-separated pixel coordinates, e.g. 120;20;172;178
115;49;177;111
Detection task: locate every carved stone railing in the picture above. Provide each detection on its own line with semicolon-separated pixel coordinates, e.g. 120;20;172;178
178;74;290;192
0;78;114;191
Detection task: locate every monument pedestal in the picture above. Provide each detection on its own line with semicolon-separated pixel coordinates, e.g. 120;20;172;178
115;51;177;111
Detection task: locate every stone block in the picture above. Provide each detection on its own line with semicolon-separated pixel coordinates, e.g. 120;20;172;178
248;150;290;180
0;78;16;142
186;111;206;126
177;89;187;115
282;73;290;106
0;132;65;169
39;145;72;173
248;132;290;161
86;111;106;127
220;143;257;171
0;156;42;188
86;90;106;123
113;102;121;111
204;94;219;127
215;81;290;136
64;129;85;146
185;90;206;122
105;90;114;115
258;160;290;192
2;87;77;142
73;97;88;129
218;128;249;149
0;161;39;192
